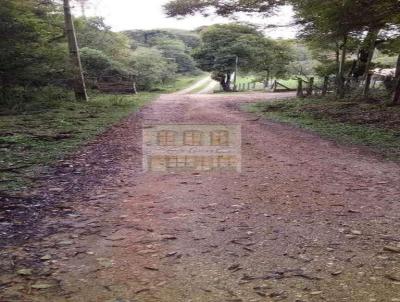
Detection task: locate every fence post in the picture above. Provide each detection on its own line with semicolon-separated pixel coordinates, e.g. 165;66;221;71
392;54;400;105
297;78;304;97
264;78;269;89
307;77;314;96
247;83;251;90
252;82;256;89
363;72;373;97
322;76;328;96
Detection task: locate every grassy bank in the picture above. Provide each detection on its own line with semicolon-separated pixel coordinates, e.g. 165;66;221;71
246;97;400;161
0;93;158;193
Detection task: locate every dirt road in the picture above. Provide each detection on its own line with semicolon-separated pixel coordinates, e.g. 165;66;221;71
1;92;400;302
175;76;216;95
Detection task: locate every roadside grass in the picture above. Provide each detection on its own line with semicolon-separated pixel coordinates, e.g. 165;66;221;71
0;74;210;193
246;97;400;161
237;75;256;85
0;93;157;193
276;79;298;89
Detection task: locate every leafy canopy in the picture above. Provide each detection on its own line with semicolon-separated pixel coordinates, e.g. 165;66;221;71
194;23;273;74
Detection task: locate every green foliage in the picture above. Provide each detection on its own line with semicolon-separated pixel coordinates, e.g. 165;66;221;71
124;29;200;74
0;0;67;88
0;86;73;115
193;23;292;90
0;0;201;105
164;0;283;17
129;47;178;90
75;17;131;62
195;23;263;73
165;0;400;98
80;47;131;78
124;29;201;50
152;38;197;73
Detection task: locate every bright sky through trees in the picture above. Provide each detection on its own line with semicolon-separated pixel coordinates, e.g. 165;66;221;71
76;0;297;38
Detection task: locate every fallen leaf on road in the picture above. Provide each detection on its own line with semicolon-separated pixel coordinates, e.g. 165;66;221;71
383;245;400;253
17;269;32;276
31;283;55;289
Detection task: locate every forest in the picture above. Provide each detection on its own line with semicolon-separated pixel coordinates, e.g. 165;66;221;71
0;0;205;108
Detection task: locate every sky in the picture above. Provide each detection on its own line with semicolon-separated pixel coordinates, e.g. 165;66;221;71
77;0;297;39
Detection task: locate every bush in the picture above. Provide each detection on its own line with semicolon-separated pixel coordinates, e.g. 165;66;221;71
80;47;131;79
0;86;73;115
129;47;178;90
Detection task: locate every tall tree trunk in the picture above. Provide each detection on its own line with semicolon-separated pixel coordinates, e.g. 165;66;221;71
322;76;329;96
297;78;304;98
337;34;348;99
393;54;400;105
335;42;340;83
63;0;88;101
306;77;314;96
219;72;232;92
264;69;270;88
363;28;379;97
225;71;231;90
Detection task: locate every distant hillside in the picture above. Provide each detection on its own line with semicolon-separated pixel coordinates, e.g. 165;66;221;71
123;29;201;50
122;29;200;74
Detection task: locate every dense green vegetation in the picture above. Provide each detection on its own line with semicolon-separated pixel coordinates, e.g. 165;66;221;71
193;23;292;91
0;0;202;111
165;0;400;103
247;98;400;160
124;29;200;74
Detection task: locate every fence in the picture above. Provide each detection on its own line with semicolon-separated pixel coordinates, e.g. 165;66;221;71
230;80;296;92
216;76;390;95
295;76;391;98
86;75;137;94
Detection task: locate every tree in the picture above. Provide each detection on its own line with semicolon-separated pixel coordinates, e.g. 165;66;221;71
124;29;200;50
165;0;400;99
123;29;200;74
253;39;294;87
292;0;366;98
75;17;131;62
152;38;197;73
193;23;285;91
80;47;131;78
129;47;178;90
1;1;65;87
164;0;284;17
